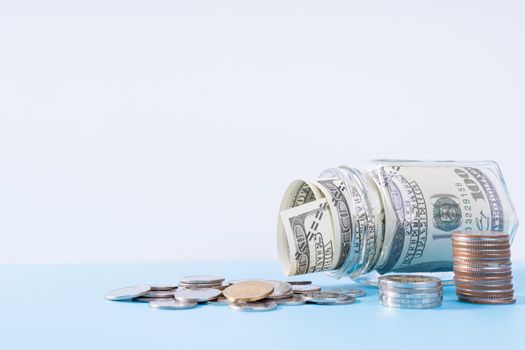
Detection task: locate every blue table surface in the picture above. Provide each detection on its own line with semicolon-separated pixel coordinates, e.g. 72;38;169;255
1;261;523;350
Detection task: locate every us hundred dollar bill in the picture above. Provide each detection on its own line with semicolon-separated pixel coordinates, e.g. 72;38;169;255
372;165;513;274
311;179;352;269
278;198;338;276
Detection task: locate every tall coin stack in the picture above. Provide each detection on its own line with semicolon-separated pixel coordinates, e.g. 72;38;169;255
452;231;515;304
378;275;443;309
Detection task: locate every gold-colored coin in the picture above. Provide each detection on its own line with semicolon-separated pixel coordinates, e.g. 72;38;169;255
222;280;274;303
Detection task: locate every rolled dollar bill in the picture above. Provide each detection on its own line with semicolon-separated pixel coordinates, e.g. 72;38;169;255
278;198;338;276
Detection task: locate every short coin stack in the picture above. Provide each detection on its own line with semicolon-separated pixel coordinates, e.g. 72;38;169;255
452;231;515;304
105;276;366;312
378;275;443;309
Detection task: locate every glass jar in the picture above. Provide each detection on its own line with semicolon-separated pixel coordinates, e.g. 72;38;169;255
277;160;518;284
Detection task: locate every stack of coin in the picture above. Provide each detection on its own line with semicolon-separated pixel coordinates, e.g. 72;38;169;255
178;275;229;290
378;275;442;309
452;231;515;304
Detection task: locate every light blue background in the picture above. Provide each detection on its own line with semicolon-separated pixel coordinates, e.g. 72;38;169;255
1;262;522;350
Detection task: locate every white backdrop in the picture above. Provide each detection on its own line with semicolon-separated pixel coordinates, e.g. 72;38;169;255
1;0;524;264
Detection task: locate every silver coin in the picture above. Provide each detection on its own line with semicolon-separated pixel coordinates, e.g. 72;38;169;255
267;281;293;299
274;294;306;305
142;289;178;298
380;299;442;309
380;291;443;299
207;296;230;306
133;296;173;303
228;301;278;312
149;284;178;291
178;281;224;289
380;295;442;304
174;288;222;302
214;282;231;290
454;269;513;276
292;284;322;294
454;278;513;286
179;275;225;285
149;299;197;310
105;285;151;301
286;281;312;285
379;288;443;295
326;288;367;297
269;290;294;300
378;275;442;289
379;286;442;294
303;292;356;305
454;265;512;271
454;260;512;267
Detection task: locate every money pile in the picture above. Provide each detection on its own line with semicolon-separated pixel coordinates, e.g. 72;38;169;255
452;232;515;304
378;275;443;309
105;275;366;312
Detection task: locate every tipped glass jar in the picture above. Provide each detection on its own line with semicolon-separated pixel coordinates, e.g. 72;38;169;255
277;160;518;283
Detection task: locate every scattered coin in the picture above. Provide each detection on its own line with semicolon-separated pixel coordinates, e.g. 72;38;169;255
207;296;230;306
274;294;306;306
286;281;312;285
142;289;178;299
214;282;231;290
223;280;274;303
178;281;227;289
149;299;198;310
174;288;222;303
267;281;293;299
149;284;178;291
133;296;173;303
105;285;151;301
292;284;322;294
269;290;294;300
303;292;356;305
326;288;366;297
180;275;225;285
228;301;278;312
